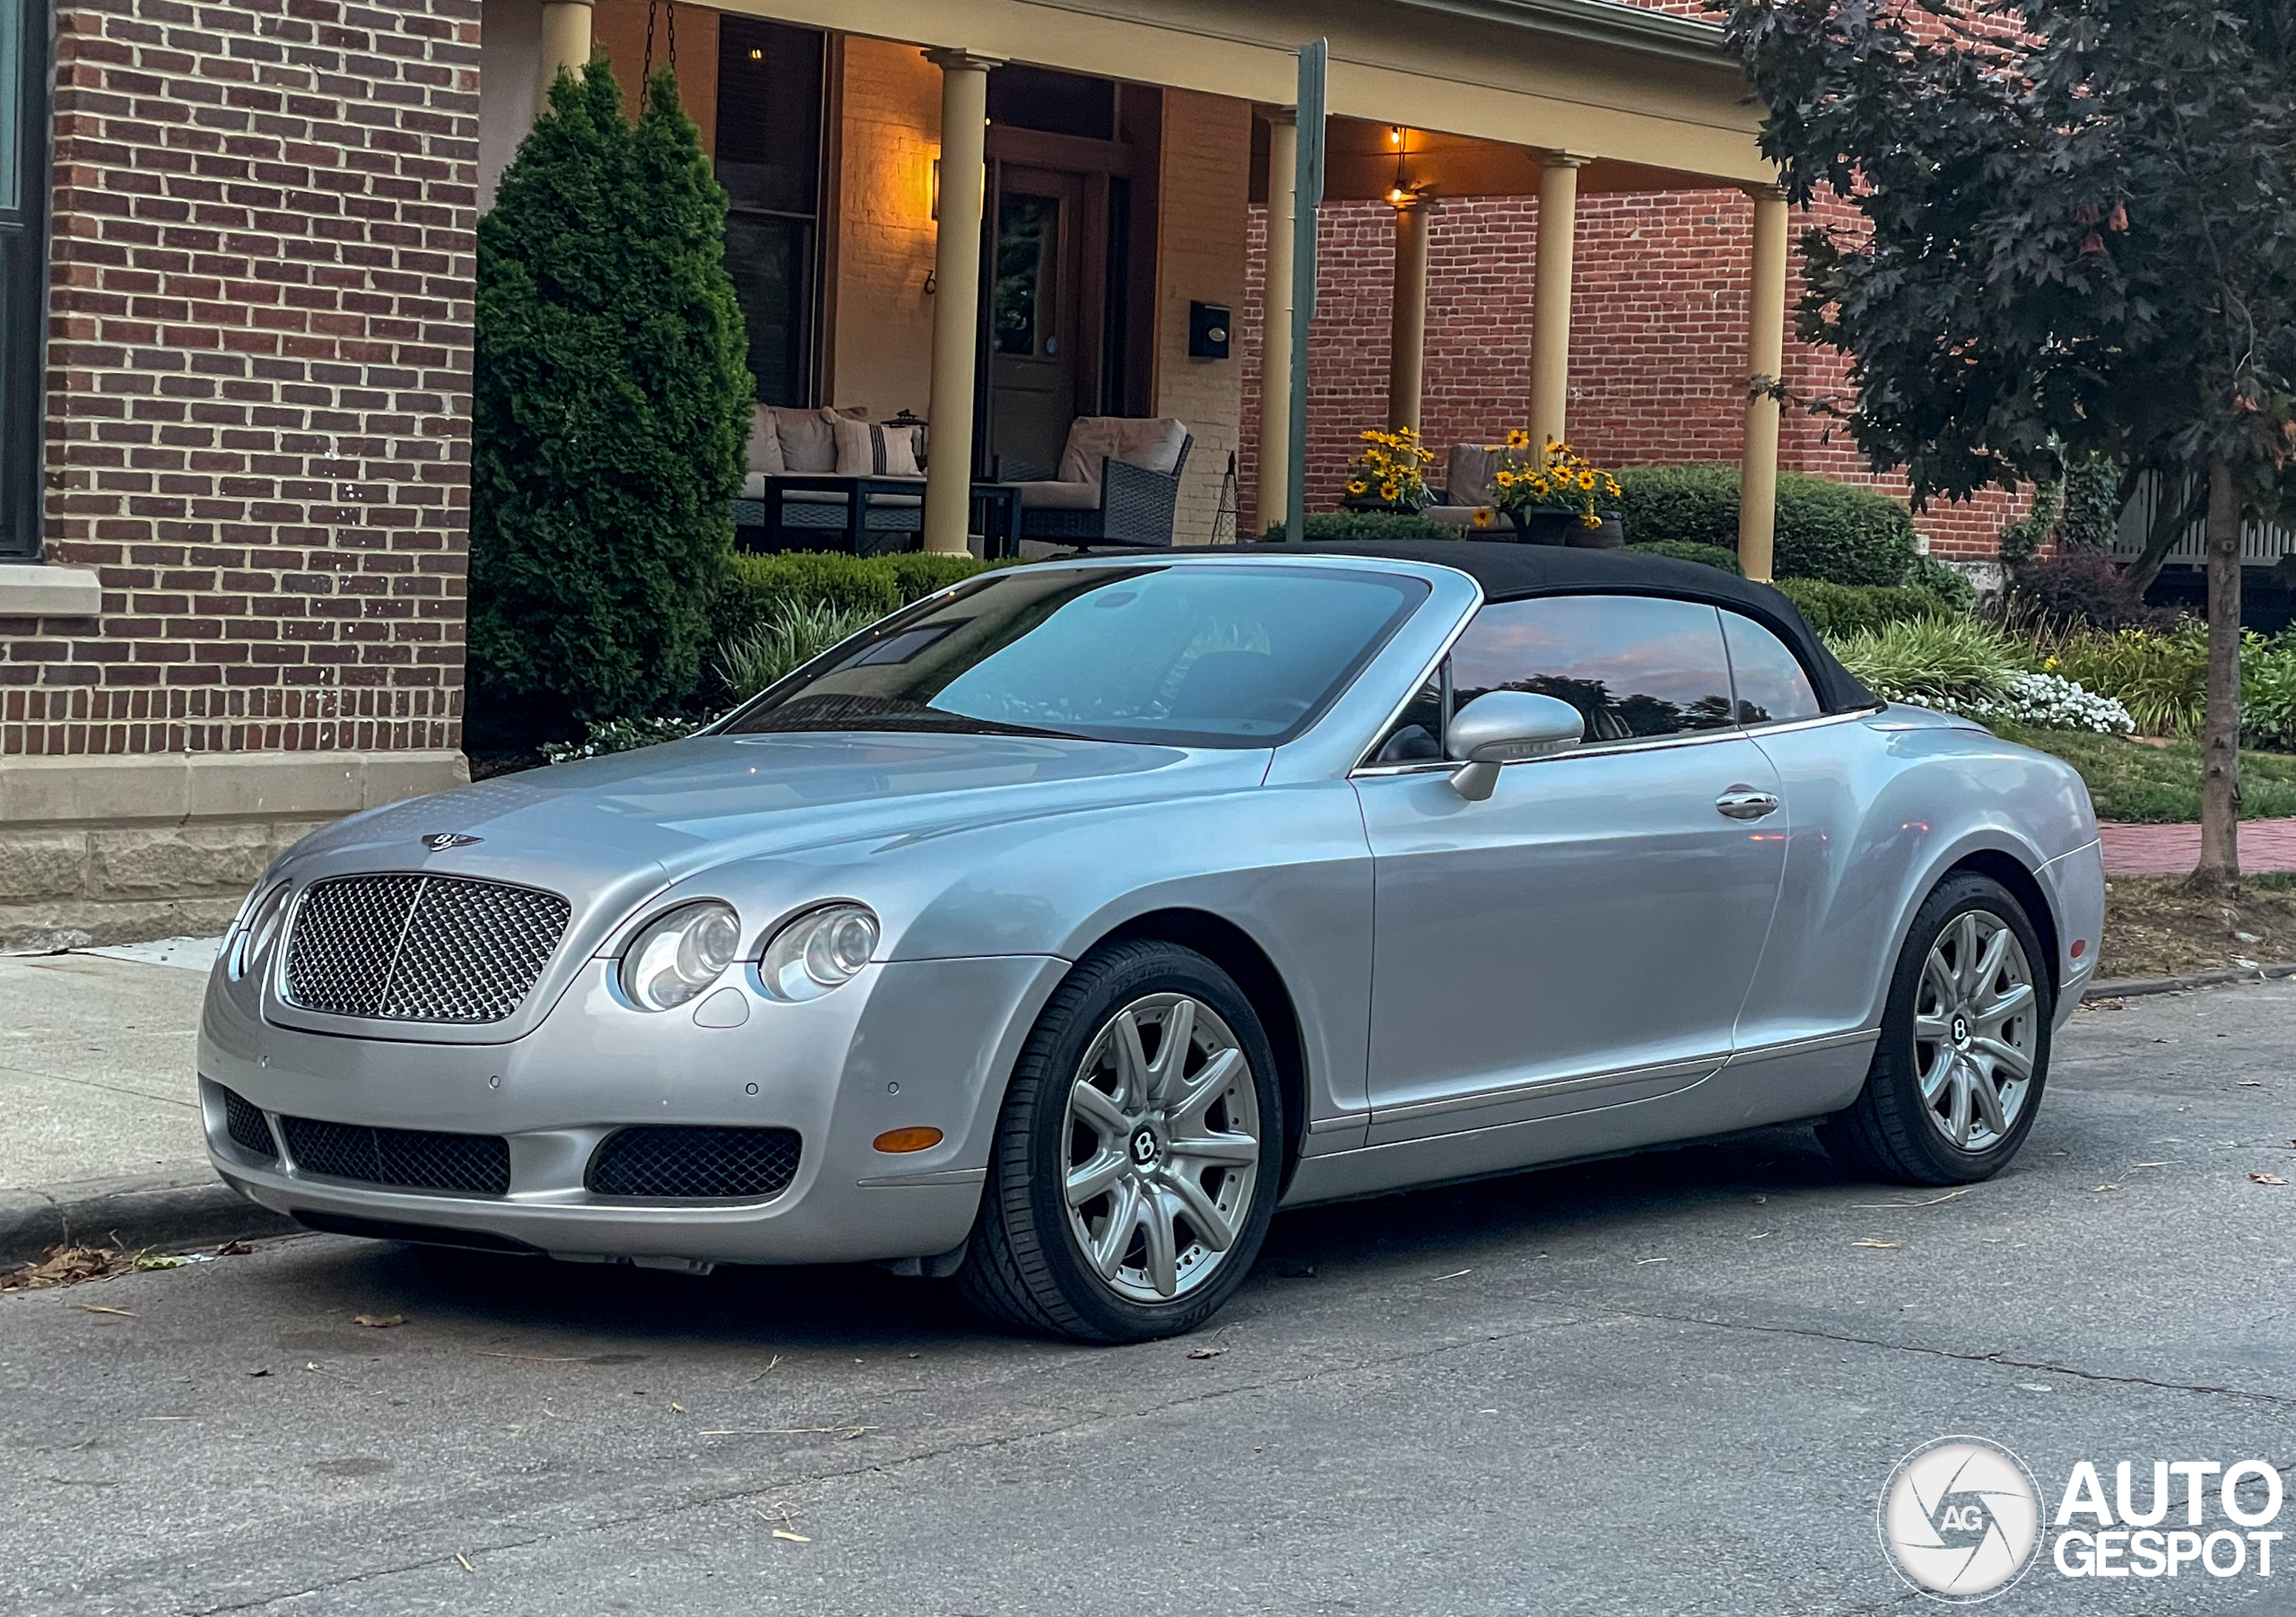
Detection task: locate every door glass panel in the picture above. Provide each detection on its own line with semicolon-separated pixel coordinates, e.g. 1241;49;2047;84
721;212;814;407
993;194;1057;356
1720;612;1821;726
1450;596;1735;742
0;0;18;213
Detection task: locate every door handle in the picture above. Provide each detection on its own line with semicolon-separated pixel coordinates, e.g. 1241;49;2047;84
1715;787;1780;821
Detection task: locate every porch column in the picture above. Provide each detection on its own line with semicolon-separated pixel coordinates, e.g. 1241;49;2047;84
1387;196;1434;433
536;0;593;108
921;49;1000;555
1257;112;1298;535
1737;185;1790;582
1528;153;1587;455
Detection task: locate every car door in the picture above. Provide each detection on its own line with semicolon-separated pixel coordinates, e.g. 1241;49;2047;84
1353;594;1788;1144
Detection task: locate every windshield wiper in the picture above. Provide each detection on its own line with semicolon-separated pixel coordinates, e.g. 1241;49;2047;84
725;694;1084;742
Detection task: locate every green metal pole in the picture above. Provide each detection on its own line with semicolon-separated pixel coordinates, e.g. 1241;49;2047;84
1284;39;1326;544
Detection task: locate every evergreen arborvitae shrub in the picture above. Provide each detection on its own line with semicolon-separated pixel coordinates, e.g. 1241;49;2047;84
468;63;752;745
1610;463;1920;587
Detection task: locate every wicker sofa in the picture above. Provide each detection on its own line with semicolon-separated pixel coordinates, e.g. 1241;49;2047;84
996;416;1193;549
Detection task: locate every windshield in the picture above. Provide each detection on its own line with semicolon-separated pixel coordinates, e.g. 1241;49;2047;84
719;564;1429;747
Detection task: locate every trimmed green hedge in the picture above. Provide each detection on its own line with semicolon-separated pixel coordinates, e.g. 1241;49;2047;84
718;552;1002;639
1612;463;1919;588
1773;577;1956;638
1257;513;1464;543
1624;540;1743;575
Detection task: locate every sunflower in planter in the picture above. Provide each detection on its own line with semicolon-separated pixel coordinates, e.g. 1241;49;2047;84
1342;427;1436;512
1489;434;1624;531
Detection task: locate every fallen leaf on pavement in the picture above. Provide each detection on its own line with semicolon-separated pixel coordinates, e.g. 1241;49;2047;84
1851;1239;1901;1249
75;1303;136;1317
1634;1256;1669;1265
352;1314;404;1328
216;1240;253;1256
1185;1346;1225;1360
248;1369;272;1378
2251;1173;2289;1186
771;1529;811;1543
2092;1183;2122;1193
456;1553;475;1572
2;1246;130;1291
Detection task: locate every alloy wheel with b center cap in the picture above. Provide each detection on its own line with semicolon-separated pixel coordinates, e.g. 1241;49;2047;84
1913;908;2038;1152
1060;992;1262;1304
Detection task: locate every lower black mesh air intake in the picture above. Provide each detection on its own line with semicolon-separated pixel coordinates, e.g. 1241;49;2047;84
587;1126;802;1199
279;1115;511;1195
221;1087;276;1159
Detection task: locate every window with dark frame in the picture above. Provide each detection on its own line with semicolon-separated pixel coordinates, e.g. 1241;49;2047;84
715;19;825;407
1;0;49;560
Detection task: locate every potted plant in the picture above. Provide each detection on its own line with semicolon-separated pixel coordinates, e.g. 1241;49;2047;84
1490;433;1626;546
1341;427;1436;514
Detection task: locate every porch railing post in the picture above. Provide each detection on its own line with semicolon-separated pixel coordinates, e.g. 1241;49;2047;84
1529;152;1587;459
536;0;593;107
1387;196;1434;434
1257;112;1297;538
1737;184;1789;583
922;48;1000;556
1284;39;1326;544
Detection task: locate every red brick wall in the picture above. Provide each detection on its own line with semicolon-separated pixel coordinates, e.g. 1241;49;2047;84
1238;187;2024;560
1;0;480;759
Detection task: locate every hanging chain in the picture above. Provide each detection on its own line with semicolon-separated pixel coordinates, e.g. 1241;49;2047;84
642;0;677;79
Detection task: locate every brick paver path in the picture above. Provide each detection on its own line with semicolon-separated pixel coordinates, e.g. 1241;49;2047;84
2099;817;2296;876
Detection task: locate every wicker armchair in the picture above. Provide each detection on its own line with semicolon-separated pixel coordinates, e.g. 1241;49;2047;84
997;417;1193;549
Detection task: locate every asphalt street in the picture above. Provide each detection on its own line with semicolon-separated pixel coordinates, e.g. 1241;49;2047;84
4;981;2293;1617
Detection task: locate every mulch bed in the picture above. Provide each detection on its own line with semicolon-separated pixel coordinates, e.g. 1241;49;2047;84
2101;875;2296;982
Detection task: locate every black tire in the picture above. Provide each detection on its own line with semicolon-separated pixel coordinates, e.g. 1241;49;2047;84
1819;873;2054;1186
957;940;1286;1343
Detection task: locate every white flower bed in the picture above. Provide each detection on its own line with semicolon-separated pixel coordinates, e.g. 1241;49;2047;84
1973;672;2134;734
1874;672;2132;735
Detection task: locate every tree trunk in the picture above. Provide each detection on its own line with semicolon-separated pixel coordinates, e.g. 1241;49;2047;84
2124;471;2205;596
2190;456;2243;897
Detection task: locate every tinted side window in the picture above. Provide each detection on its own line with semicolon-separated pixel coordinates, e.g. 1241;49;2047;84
1450;596;1735;742
1721;612;1821;726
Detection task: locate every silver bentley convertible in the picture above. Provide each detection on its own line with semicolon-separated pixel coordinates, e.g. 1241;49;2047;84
200;543;2104;1342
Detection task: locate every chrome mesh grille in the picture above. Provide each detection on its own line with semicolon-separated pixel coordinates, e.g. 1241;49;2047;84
587;1126;803;1200
221;1086;275;1159
278;1115;512;1195
284;874;570;1023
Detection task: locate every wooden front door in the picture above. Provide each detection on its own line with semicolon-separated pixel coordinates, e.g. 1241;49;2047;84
988;165;1088;474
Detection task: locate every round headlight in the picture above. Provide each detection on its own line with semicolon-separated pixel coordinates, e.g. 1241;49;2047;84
622;900;743;1011
230;882;291;982
760;904;879;1002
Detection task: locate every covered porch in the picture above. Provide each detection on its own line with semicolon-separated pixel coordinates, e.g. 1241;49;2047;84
478;0;1791;571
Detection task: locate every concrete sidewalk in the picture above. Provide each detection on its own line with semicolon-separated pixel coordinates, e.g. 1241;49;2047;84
0;945;291;1265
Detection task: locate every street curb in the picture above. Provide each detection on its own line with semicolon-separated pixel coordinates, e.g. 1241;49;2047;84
2083;961;2296;1002
0;1171;297;1268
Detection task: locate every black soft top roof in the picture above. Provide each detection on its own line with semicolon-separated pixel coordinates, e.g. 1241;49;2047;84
1230;539;1877;715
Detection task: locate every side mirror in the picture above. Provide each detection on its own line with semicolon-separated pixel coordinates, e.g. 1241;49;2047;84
1446;691;1584;801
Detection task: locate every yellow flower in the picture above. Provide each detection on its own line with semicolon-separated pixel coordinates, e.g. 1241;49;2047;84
1505;428;1532;449
1379;481;1400;500
1578;471;1596;491
1346;479;1368;495
1581;512;1602;528
1470;506;1495;527
1494;468;1516;487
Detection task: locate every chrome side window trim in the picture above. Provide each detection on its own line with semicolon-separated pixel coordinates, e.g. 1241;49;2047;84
1349;587;1481;772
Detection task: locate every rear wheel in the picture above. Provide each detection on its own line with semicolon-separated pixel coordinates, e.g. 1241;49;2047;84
1819;873;2052;1185
958;940;1284;1343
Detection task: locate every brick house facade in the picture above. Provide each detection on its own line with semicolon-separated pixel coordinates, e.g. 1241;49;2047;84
1235;175;2023;559
0;0;477;945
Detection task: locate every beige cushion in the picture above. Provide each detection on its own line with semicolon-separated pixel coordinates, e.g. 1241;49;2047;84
1422;502;1500;528
768;406;834;473
1057;416;1187;485
1014;480;1102;510
1445;443;1504;507
745;405;786;478
831;418;923;477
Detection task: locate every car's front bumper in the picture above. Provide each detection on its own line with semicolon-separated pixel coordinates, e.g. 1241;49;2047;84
198;953;1068;1266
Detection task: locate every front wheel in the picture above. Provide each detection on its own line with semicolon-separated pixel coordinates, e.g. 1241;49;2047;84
957;940;1285;1343
1819;873;2053;1185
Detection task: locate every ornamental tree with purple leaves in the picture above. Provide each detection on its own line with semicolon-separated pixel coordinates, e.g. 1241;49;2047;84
1723;0;2296;892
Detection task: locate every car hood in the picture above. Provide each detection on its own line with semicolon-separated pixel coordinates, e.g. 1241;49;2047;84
283;730;1272;897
